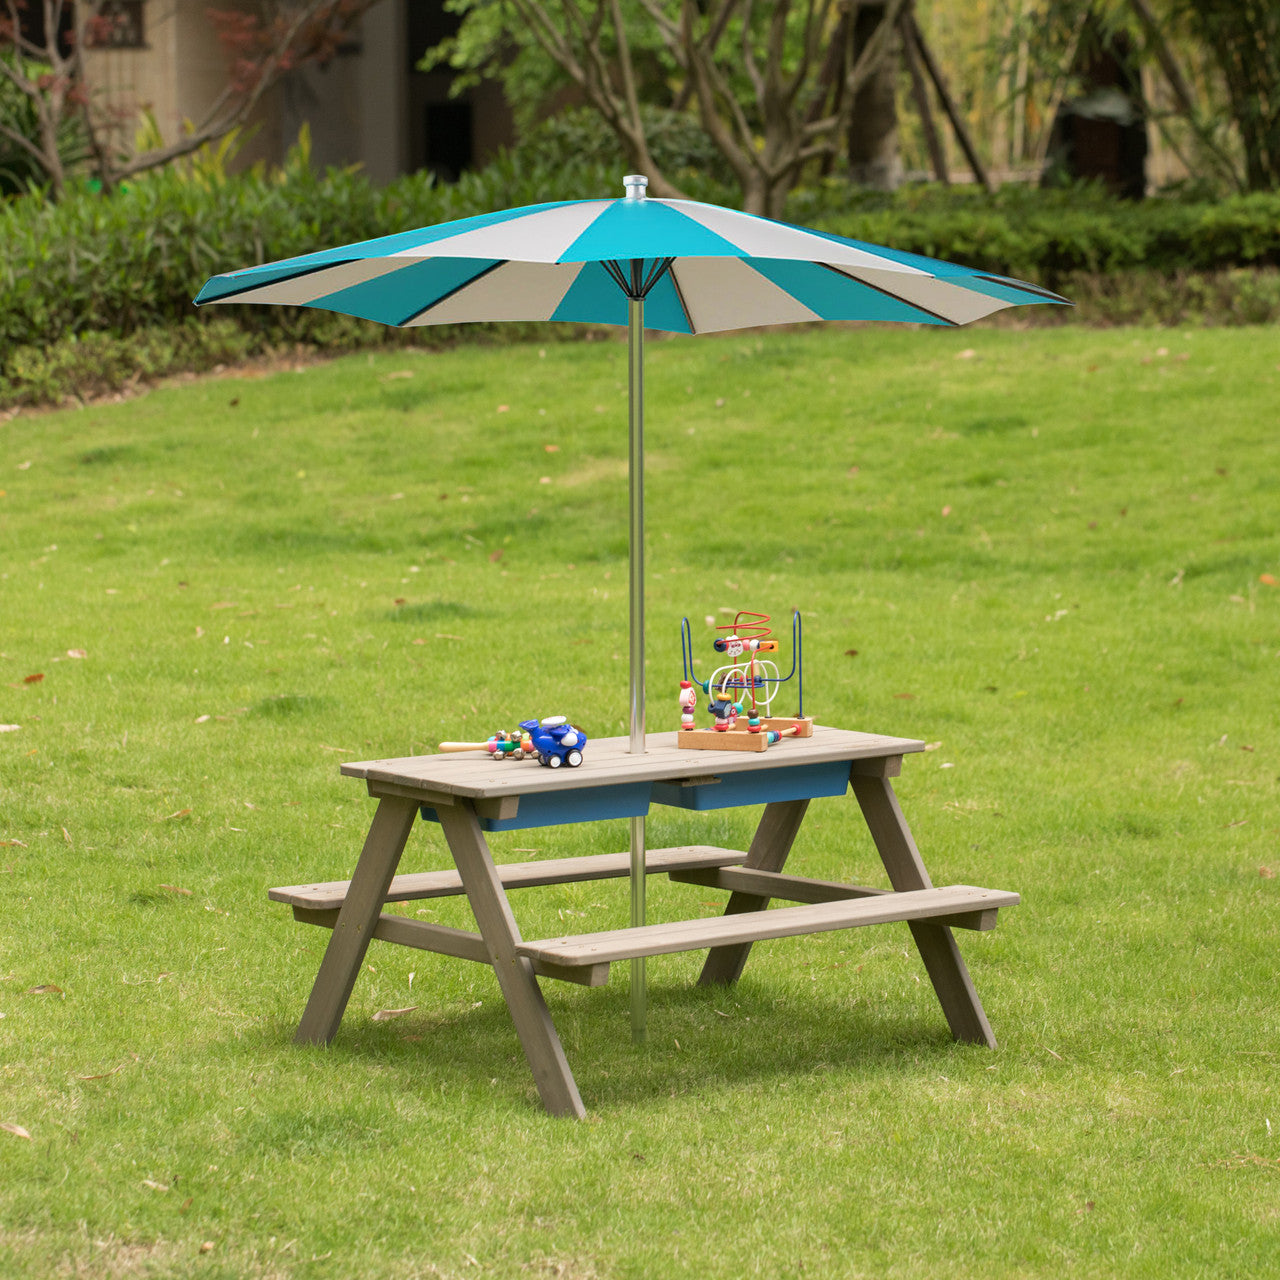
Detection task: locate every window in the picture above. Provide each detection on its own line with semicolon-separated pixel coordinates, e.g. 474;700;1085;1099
88;2;146;50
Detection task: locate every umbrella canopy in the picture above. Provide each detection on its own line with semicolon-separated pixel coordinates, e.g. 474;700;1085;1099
196;175;1069;1043
195;179;1065;331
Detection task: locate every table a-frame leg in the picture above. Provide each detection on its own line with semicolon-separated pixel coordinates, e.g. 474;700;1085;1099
697;798;811;987
295;794;419;1046
850;774;997;1047
436;802;586;1119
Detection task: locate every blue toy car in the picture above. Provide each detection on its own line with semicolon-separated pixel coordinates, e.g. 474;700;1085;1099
519;716;587;768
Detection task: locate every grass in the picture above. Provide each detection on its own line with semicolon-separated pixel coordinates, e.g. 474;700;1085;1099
1;323;1278;1279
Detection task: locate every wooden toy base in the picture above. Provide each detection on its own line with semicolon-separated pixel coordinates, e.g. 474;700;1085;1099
677;717;814;753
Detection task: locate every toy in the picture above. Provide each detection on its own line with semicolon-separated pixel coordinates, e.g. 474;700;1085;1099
677;610;812;752
438;715;588;768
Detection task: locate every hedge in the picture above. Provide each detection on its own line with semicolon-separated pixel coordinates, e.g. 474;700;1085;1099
3;144;1279;407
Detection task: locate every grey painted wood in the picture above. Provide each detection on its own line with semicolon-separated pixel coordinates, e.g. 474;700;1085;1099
697;799;810;987
293;794;419;1046
436;802;586;1118
291;907;610;987
270;845;749;911
850;774;999;1047
518;886;1020;966
670;868;1004;932
339;727;925;801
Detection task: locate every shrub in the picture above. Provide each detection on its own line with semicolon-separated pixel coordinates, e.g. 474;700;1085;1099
3;151;1279;408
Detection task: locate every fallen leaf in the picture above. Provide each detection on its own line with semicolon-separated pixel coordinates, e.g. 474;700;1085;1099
194;714;210;724
159;809;192;822
0;725;20;733
388;492;404;501
893;692;915;700
76;1062;126;1081
394;597;407;605
941;505;952;516
0;839;27;846
142;1179;169;1192
195;626;204;638
23;673;43;684
209;602;238;610
411;638;427;645
1261;866;1275;879
27;984;63;995
496;404;509;413
160;884;193;896
372;1005;418;1021
544;444;560;453
66;649;86;659
17;460;31;470
1261;574;1278;587
956;348;976;359
1241;745;1255;752
846;465;859;476
924;742;942;751
488;549;504;563
843;648;859;657
1;1123;31;1140
200;1243;214;1253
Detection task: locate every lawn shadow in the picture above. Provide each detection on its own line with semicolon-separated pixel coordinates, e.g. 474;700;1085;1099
237;974;958;1118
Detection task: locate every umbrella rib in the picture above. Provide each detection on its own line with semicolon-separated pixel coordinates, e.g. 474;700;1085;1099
817;262;959;326
395;260;507;327
601;259;633;297
975;274;1073;305
196;259;357;305
666;262;694;333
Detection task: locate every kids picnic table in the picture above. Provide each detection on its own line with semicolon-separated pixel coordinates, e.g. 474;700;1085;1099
270;726;1018;1117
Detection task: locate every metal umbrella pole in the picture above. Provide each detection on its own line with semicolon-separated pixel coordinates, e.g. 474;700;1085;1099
628;286;646;1045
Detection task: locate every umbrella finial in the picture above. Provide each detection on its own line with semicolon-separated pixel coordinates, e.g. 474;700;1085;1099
623;174;648;200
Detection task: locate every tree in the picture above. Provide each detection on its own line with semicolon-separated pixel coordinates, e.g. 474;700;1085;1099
426;0;910;217
0;1;380;197
1129;0;1280;191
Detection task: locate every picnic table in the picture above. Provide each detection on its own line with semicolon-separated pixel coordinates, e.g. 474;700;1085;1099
270;726;1018;1117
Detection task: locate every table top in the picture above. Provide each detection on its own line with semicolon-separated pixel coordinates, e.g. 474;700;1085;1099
341;725;924;800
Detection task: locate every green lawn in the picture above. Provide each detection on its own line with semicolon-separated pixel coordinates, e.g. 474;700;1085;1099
1;323;1278;1279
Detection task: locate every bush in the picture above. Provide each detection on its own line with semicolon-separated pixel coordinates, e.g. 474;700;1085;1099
3;150;1279;408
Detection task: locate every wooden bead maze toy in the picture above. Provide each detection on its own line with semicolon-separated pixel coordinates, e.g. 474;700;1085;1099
677;610;813;752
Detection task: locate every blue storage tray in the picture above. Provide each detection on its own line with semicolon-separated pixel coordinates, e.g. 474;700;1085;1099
420;781;652;832
650;760;852;811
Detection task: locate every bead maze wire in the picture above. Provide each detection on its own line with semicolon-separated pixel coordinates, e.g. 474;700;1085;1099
680;609;804;719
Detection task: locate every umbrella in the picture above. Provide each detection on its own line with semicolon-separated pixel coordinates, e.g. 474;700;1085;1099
196;174;1069;1041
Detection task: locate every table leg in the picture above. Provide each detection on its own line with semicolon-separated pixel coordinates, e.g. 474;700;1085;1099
850;774;996;1047
697;798;810;987
295;794;419;1046
437;803;586;1119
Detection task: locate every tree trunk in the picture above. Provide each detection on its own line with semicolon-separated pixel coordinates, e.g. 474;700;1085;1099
846;2;902;190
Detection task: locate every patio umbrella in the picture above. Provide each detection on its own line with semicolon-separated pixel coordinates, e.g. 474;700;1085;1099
195;174;1069;1041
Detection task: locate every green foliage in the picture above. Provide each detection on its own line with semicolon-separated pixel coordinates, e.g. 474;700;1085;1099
0;55;92;194
513;106;738;192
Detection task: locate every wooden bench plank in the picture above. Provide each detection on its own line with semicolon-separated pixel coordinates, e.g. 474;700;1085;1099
269;845;749;911
669;866;1000;931
291;906;610;988
517;885;1020;966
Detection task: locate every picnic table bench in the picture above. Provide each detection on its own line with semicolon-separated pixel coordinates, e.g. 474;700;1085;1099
270;726;1018;1117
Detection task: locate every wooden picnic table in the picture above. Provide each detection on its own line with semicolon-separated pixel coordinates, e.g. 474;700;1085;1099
270;726;1018;1117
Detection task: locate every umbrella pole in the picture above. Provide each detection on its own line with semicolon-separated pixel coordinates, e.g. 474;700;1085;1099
628;294;647;1045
